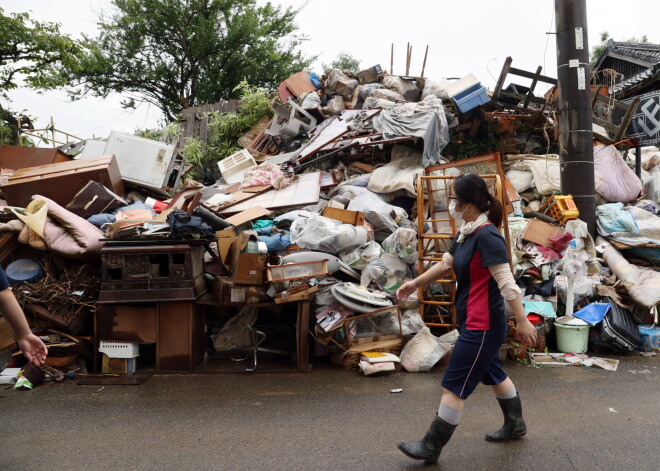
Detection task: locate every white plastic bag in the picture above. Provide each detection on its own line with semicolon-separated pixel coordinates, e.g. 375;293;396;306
401;308;425;335
290;214;368;254
400;327;449;373
347;192;408;233
360;253;408;293
340;240;383;270
382;228;418;264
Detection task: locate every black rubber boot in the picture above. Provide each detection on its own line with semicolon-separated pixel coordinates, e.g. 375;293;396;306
485;393;527;441
397;415;457;464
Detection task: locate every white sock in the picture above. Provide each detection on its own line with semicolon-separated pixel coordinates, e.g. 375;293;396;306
496;385;517;400
437;402;462;425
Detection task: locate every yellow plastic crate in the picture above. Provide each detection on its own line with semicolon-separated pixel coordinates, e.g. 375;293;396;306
540;195;579;223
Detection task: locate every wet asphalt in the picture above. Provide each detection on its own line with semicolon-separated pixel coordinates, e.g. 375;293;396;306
1;354;658;471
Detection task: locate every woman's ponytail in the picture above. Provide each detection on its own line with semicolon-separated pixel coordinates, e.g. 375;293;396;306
487;192;503;228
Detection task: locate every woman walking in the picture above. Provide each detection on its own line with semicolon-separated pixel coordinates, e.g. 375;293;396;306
396;174;537;465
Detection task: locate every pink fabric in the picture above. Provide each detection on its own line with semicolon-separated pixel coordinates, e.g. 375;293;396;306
240;164;292;190
33;194;105;262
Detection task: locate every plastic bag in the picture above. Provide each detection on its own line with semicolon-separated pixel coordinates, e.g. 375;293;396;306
339;240;383;270
400;327;449;373
290;214;368;254
360;253;408;293
573;302;611;326
421;79;455;100
348;192;408;234
382;228;418;264
371;88;406;103
398;285;419;310
325;69;358;100
363;97;396;109
324;95;345;116
401;308;426;336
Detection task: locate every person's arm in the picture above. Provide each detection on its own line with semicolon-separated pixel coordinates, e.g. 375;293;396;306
488;263;537;346
396;252;453;301
0;288;48;366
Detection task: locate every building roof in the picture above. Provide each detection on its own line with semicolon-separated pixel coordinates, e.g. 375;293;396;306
610;64;660;94
600;40;660;65
593;40;660;95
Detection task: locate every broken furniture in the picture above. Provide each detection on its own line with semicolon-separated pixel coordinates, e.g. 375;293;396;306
97;242;206;303
264;99;317;150
1;154;124;208
591;88;641;142
492;56;557;109
95;301;205;373
196;293;313;373
93;240;208;373
0;144;71;170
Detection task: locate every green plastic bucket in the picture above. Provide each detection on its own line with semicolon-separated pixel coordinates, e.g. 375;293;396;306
555;322;589;353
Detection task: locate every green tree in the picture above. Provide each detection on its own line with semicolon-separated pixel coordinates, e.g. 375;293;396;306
0;7;80;144
322;51;361;73
66;0;313;122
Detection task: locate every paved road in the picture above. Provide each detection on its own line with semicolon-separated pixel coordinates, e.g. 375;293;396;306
1;354;658;471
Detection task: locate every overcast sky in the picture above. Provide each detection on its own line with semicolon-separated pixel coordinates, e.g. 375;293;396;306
3;0;659;144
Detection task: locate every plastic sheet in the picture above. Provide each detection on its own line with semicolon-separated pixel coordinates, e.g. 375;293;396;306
399;327;449;373
289;214;368;254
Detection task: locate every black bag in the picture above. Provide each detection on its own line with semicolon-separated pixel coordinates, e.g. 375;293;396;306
596;297;641;353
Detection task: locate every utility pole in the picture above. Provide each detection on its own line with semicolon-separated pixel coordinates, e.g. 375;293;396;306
555;0;596;236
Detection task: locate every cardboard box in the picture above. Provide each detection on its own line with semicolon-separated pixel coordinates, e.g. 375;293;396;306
225;230;267;285
213;276;267;305
215;227;236;269
522;219;564;248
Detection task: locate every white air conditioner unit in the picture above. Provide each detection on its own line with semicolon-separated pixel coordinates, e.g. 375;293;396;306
102;131;182;195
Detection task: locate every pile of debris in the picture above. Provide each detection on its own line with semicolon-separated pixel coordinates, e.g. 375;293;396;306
1;58;659;385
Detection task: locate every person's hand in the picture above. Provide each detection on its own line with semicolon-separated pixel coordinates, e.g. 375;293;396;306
396;280;417;302
515;318;538;347
18;334;48;366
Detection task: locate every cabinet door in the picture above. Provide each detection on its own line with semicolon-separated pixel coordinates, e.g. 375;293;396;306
96;304;157;343
157;302;203;372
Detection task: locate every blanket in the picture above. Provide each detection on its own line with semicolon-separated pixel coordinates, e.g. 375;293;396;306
34;195;105;261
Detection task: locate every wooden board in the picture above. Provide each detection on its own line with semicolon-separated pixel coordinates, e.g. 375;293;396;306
225;206;271;226
284;71;317;97
321;206;365;226
221;172;322;214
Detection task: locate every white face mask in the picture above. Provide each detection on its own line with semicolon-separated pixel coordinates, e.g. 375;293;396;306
448;200;465;228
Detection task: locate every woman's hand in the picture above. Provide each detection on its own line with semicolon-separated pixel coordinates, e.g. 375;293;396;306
514;318;538;347
18;334;48;366
396;280;418;302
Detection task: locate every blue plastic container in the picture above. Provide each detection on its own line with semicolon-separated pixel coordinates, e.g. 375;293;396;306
6;259;43;285
452;84;490;113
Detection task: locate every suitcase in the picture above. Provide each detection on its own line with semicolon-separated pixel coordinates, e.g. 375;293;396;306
65;180;127;219
596;298;641;353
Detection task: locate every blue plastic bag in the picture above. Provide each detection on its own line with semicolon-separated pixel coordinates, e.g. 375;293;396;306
573;302;611;326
